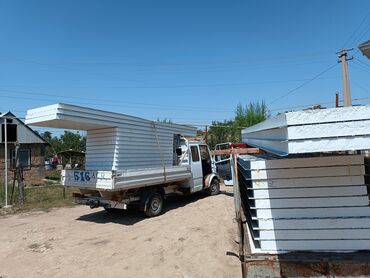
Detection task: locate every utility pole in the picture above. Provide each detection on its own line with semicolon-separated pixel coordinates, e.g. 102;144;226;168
337;48;353;107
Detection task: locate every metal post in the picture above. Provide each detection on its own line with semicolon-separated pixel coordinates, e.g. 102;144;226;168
232;154;246;276
4;117;9;207
15;143;24;205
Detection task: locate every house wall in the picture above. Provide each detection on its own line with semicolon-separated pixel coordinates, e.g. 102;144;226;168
0;143;46;185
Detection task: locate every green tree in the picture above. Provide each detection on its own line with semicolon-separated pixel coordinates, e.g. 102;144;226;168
208;120;239;149
41;131;86;158
208;101;269;148
234;101;269;129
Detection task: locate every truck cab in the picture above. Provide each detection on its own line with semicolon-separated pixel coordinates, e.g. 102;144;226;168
187;141;218;194
174;137;220;195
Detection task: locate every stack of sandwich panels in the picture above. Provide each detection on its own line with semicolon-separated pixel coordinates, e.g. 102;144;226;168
238;154;370;254
25;103;196;171
241;106;370;156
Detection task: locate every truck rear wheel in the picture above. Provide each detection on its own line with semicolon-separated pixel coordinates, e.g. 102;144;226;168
144;192;163;218
207;179;220;196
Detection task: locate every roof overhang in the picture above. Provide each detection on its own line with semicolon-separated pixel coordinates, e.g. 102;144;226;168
358;40;370;59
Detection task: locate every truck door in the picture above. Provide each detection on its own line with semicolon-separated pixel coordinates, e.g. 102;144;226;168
214;143;233;186
190;145;203;192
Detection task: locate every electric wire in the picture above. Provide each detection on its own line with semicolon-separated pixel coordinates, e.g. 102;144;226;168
342;11;370;48
268;63;339;105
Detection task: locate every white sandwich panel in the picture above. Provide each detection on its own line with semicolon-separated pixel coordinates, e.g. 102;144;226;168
26;103;196;135
288;136;370;154
256;217;370;230
249;165;364;180
243;136;370;156
86;128;117;171
238;153;370;254
249;176;365;189
252;185;367;199
260;240;370;252
259;229;370;240
241;113;287;134
242;106;370;134
255;207;370;219
288;120;370;140
242;138;288;156
25;103;197;171
253;195;369;209
242;154;364;170
241;106;370;155
286;105;370;125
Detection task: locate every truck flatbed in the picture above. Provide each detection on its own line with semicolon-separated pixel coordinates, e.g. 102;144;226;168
61;165;192;191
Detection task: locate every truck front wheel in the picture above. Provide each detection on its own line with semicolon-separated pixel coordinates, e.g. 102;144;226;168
207;179;220;196
144;192;163;218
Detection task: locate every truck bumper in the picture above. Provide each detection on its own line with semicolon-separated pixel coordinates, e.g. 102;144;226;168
75;196;134;210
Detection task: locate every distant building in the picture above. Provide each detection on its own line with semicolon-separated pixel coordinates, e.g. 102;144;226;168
0;112;48;185
358;40;370;59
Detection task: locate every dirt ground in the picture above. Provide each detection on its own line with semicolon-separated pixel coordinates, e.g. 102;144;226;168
0;185;241;278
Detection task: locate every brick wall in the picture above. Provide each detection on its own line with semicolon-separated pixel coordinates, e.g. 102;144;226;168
0;143;46;185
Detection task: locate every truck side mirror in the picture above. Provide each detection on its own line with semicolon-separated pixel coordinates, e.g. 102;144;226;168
176;148;182;156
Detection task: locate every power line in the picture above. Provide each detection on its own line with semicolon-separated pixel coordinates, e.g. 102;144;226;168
0;57;335;75
0;75;340;112
356;59;370;69
342;11;370;48
350;62;370;74
352;81;370;94
0;51;334;68
269;96;370;112
268;63;338;105
0;76;339;90
0;94;233;113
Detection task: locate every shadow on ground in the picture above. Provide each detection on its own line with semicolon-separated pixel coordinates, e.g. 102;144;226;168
77;190;232;225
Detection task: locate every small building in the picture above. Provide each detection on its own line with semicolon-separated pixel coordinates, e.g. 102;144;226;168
0;112;48;185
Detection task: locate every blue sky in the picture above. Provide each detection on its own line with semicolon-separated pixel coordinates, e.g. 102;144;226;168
0;0;369;133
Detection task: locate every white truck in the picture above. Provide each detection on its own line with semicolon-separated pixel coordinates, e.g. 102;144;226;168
62;138;220;217
25;103;220;217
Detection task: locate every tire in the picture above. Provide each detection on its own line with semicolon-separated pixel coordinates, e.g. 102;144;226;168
207;179;220;196
144;192;164;218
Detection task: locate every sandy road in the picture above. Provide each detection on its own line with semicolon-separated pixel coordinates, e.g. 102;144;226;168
0;185;240;278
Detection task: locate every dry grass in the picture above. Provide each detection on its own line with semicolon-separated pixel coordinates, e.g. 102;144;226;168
0;184;75;213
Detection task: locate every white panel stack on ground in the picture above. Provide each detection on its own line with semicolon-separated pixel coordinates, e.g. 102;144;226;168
238;154;370;254
239;105;370;255
241;105;370;156
25;103;197;191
